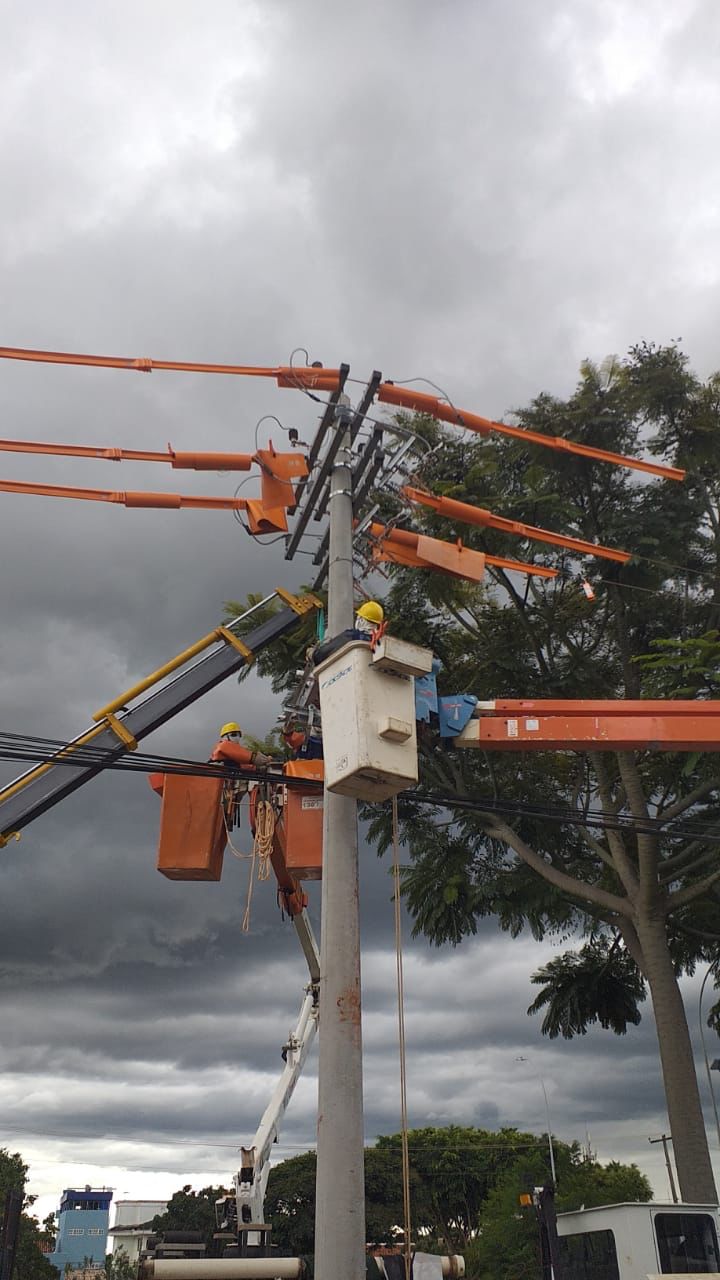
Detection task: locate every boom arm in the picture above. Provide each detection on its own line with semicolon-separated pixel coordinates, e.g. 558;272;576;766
0;590;319;846
216;912;320;1241
454;698;720;751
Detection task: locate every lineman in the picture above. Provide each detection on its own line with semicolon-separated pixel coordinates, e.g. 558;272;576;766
211;722;274;769
311;600;385;666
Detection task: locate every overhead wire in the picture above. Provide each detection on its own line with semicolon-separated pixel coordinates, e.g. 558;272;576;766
2;732;720;844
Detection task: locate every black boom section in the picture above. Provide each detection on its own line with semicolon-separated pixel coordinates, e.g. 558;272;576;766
0;602;309;840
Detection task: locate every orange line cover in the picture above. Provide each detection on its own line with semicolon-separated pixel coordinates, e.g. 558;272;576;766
403;486;631;564
378;383;684;481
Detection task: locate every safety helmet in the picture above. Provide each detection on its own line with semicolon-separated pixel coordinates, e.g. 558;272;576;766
220;722;242;738
356;601;384;625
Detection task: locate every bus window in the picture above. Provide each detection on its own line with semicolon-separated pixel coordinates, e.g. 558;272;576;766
558;1228;620;1280
654;1213;720;1274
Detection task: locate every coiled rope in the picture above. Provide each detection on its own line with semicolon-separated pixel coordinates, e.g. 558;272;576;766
242;794;276;933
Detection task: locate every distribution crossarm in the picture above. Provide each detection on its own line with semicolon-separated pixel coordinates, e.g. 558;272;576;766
454;698;720;751
402;486;631;564
377;383;685;481
0;590;321;846
0;345;339;390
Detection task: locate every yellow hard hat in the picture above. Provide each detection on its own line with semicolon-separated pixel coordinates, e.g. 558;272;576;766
220;722;242;737
356;601;384;625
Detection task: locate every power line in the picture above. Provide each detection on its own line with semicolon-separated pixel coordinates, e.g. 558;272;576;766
2;731;720;844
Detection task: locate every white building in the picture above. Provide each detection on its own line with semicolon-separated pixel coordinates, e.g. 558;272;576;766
107;1201;168;1265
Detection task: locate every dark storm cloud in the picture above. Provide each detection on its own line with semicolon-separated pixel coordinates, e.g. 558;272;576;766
3;0;720;1216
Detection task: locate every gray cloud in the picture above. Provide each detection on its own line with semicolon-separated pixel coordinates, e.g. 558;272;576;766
2;0;720;1225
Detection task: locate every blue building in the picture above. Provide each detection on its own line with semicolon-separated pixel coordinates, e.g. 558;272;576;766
48;1187;113;1273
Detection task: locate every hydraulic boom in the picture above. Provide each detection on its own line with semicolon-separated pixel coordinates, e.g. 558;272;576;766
0;590;320;847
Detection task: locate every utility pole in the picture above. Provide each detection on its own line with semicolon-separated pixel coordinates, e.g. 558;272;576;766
649;1134;679;1203
314;401;366;1280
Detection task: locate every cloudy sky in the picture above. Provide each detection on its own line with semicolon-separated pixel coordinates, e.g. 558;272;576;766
2;0;720;1232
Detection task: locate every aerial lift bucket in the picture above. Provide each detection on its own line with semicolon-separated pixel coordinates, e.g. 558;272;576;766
152;774;228;881
274;760;324;881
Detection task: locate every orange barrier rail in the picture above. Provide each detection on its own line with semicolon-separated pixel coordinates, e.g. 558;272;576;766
378;383;685;481
403;486;631;564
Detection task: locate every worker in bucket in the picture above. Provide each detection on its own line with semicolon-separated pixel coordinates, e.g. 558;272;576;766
211;722;274;769
311;600;385;666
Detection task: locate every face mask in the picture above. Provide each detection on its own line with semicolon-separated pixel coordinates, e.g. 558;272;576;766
355;616;373;635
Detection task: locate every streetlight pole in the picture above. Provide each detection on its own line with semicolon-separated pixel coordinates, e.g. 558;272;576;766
516;1057;557;1185
649;1134;679;1204
698;961;720;1149
314;407;366;1280
540;1077;557;1187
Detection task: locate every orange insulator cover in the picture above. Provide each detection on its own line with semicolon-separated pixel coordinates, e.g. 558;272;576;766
284;759;324;780
275;368;341;391
122;491;183;508
254;448;309;481
377;383;440;414
156;774;227;881
170;451;253;471
244;499;289;535
260;468;297;514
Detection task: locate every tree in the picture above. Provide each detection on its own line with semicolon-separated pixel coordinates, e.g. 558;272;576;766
262;1128;648;1265
240;343;720;1205
470;1142;651;1279
0;1148;59;1280
104;1248;134;1280
151;1185;229;1254
368;344;720;1205
264;1152;317;1257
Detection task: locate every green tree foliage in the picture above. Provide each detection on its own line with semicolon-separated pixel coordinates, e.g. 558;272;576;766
527;940;647;1038
362;344;720;1205
104;1248;134;1280
261;1128;649;1267
469;1142;650;1280
151;1186;229;1253
0;1148;60;1280
264;1152;316;1257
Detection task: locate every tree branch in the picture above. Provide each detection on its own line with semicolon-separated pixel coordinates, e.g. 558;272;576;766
662;831;720;874
616;750;659;894
660;846;718;886
589;752;639;895
659;776;720;824
666;865;720;912
578;826;617;872
484;815;632;917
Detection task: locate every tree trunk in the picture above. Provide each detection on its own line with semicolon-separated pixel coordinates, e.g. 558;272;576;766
636;913;717;1204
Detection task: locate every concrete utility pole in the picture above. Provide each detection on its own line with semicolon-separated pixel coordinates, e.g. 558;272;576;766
314;404;366;1280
